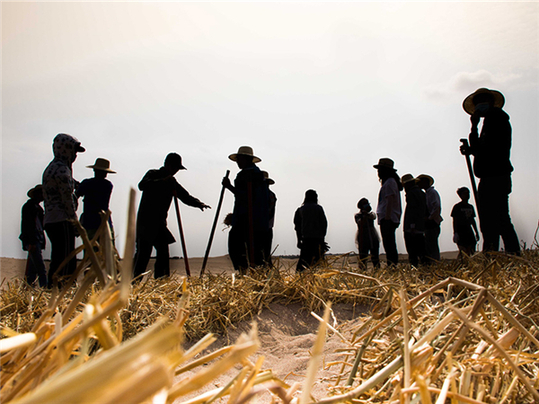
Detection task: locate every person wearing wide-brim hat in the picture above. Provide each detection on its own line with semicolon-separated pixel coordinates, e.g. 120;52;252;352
401;174;427;267
417;174;443;263
76;157;117;242
20;184;47;287
460;88;520;254
222;146;270;274
373;158;403;266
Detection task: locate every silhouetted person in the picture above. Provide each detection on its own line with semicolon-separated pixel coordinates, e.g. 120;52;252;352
417;174;443;262
461;88;520;254
262;171;277;266
133;153;210;279
374;158;402;265
43;133;85;287
354;198;380;269
20;185;47;287
222;146;269;275
294;190;328;272
76;158;116;241
402;174;427;267
451;187;480;258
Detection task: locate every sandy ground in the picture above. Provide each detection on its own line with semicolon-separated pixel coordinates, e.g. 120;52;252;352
0;253;457;402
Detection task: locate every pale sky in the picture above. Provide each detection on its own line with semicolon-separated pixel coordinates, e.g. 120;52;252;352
2;2;538;262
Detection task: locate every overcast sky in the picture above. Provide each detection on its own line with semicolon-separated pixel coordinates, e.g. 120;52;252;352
2;2;538;263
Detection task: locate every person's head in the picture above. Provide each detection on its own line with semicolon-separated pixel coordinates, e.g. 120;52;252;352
86;158;116;179
27;185;43;202
357;198;371;212
229;146;261;170
463;88;505;117
261;170;275;185
303;189;318;204
373;158;397;181
417;174;434;190
457;187;470;202
52;133;85;165
401;174;417;191
164;153;186;175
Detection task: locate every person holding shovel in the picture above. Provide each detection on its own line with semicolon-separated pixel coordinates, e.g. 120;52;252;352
222;146;269;275
133;153;210;280
460;88;520;254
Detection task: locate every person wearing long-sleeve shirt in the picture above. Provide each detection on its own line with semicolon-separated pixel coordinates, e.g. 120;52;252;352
294;189;328;272
20;185;47;287
42;133;85;287
134;153;210;279
460;88;519;254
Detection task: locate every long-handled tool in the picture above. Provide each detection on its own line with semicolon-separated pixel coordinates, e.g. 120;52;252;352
173;191;191;277
200;170;230;276
460;138;480;214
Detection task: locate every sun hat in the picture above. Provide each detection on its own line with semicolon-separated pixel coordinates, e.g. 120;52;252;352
87;158;116;173
27;184;43;198
401;174;417;185
417;174;434;187
373;158;396;171
463;88;505;115
229;146;261;163
261;170;275;185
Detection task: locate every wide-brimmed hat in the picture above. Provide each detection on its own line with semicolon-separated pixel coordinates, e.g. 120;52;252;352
261;170;275;185
401;174;417;185
229;146;261;163
373;158;396;171
27;184;43;198
87;158;116;173
417;174;434;187
463;88;505;115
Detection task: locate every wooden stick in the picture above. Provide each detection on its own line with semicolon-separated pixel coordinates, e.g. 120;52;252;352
200;170;230;276
173;191;190;277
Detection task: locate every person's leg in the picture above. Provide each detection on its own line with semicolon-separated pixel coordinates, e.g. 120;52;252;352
25;250;37;285
424;223;441;262
371;237;380;268
498;176;520;254
154;239;170;279
27;242;47;287
478;179;500;252
45;221;76;287
229;227;248;274
404;232;418;267
381;220;398;265
133;238;153;279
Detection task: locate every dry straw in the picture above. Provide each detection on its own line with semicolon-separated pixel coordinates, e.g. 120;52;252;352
1;189;539;403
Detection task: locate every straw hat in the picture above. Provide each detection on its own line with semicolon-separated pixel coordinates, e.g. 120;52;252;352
87;158;116;173
229;146;261;163
373;158;396;171
417;174;434;187
27;184;43;198
463;88;505;115
261;170;275;185
401;174;417;185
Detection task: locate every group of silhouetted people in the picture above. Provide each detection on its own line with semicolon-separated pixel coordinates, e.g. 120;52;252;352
20;88;521;286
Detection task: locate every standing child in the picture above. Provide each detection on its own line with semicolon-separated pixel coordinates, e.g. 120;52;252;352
76;158;116;241
451;187;480;258
354;198;380;269
294;190;328;272
20;185;47;287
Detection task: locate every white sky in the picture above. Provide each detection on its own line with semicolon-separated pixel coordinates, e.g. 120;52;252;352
2;2;538;262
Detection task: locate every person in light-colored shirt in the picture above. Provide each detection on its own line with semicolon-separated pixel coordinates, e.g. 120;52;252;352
374;158;403;266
